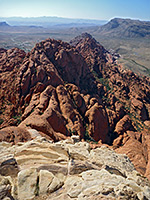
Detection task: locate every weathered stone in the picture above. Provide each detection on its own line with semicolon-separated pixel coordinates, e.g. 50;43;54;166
68;159;100;175
15;140;69;171
68;142;90;160
56;85;85;139
47;175;64;194
131;98;148;121
0;156;19;177
89;146;135;176
0;136;150;199
17;168;38;200
38;164;68;176
39;170;54;194
65;176;83;198
0;185;11;200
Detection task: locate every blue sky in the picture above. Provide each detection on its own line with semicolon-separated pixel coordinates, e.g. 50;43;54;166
0;0;150;20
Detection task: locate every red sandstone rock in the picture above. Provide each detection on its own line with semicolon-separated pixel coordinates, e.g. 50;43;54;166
114;115;134;135
85;103;109;142
72;91;86;115
131;98;148;121
56;85;85;139
18;114;67;142
116;137;147;176
141;133;150;180
0;48;26;72
0;34;150;181
113;135;123;148
0;126;31;144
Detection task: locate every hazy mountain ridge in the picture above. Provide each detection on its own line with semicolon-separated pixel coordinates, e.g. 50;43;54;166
0;22;10;27
92;18;150;38
0;16;107;27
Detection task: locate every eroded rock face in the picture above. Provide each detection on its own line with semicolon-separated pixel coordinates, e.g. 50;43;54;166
114;115;134;135
0;48;26;72
0;137;149;200
0;37;98;142
85;103;109;142
0;33;150;186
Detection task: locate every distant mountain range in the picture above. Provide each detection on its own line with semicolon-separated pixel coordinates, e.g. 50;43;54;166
0;22;10;27
0;17;150;39
91;18;150;38
0;16;107;27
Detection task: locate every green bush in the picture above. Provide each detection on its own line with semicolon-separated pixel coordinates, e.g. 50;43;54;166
0;118;4;125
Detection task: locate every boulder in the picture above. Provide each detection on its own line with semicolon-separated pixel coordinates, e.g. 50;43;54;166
67;142;90;161
72;91;86;115
17;168;38;200
39;170;63;195
89;145;135;176
65;176;83;198
68;159;100;175
19;114;67;141
0;156;19;177
0;126;31;144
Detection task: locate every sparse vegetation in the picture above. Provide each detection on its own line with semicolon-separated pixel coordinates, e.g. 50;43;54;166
92;70;111;92
68;128;76;135
0;118;4;125
84;124;96;142
12;113;22;125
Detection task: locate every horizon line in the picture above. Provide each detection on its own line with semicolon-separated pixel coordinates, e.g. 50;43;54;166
0;16;149;22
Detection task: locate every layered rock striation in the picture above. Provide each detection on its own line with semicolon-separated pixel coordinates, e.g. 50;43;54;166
0;136;150;200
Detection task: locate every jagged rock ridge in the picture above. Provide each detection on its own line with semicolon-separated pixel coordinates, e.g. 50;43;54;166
0;33;150;182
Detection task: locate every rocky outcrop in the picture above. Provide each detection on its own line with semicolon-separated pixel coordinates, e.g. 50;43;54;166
131;98;148;121
70;33;106;71
0;47;25;72
0;33;150;185
85;103;109;142
114;115;134;135
0;136;150;200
